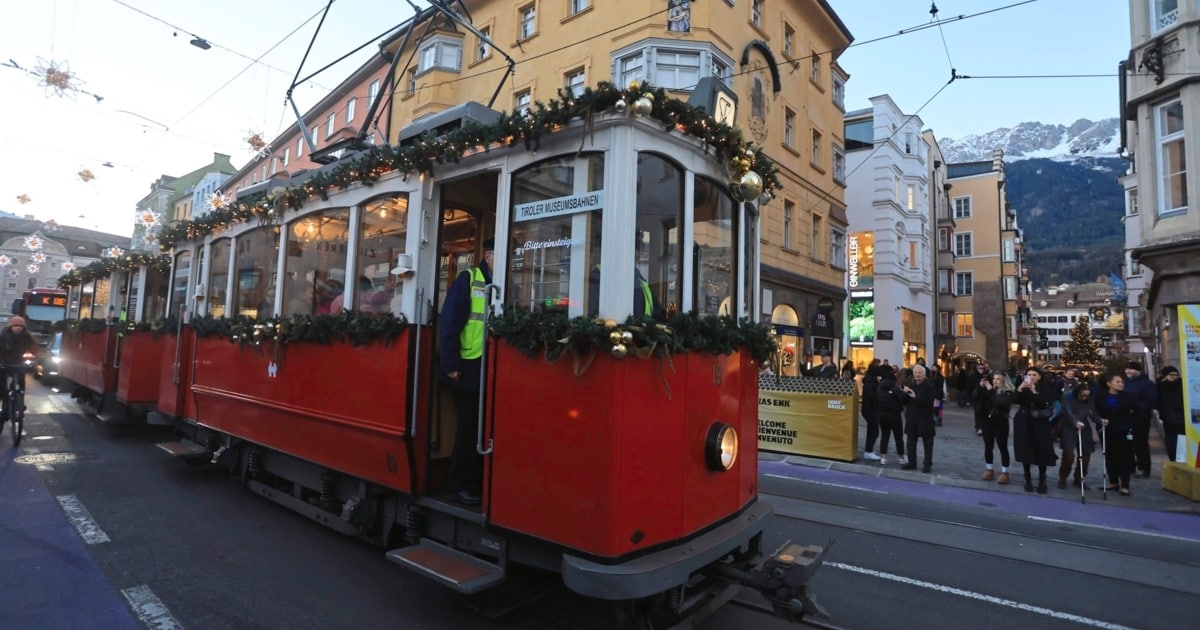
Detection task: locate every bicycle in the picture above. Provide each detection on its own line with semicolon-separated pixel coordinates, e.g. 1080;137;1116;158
3;361;30;448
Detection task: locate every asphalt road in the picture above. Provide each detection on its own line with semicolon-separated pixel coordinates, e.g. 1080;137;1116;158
3;382;1198;629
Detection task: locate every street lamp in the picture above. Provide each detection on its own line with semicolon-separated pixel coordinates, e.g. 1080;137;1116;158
1009;340;1019;353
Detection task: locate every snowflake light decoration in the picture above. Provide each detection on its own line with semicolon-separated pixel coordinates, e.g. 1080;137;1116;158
17;194;31;204
136;210;162;229
245;131;270;157
27;264;40;274
206;191;233;212
23;235;44;251
61;261;75;272
31;252;47;264
42;219;60;232
6;269;18;278
0;255;11;267
34;57;84;98
78;168;95;182
103;246;125;259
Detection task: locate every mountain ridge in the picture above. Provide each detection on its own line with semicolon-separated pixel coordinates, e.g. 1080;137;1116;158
939;118;1121;164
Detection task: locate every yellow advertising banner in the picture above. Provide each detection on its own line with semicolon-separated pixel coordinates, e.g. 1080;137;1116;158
758;380;858;461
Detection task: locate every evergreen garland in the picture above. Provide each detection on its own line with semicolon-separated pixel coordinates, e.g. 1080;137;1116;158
488;309;777;365
58;254;171;288
190;310;409;347
55;318;109;334
154;81;781;251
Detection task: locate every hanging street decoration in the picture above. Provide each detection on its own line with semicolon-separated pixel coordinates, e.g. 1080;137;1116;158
102;246;125;259
1;57;103;102
61;261;75;272
245;131;269;157
23;235;44;251
7;269;18;278
16;194;31;204
31;252;47;264
27;264;40;274
78;168;95;182
57;253;169;288
206;191;233;212
136;210;162;229
155;81;779;251
43;219;60;232
0;255;11;267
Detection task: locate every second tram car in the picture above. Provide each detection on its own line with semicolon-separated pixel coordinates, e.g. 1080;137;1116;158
56;87;825;626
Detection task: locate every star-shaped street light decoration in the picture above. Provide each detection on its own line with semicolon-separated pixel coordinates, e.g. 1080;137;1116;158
245;131;270;158
16;194;31;204
34;57;83;98
78;168;95;182
42;219;60;232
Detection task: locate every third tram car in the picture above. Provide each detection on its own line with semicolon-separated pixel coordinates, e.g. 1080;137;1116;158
56;82;826;627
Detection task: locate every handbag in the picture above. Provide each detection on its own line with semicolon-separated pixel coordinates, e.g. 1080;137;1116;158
1031;406;1054;420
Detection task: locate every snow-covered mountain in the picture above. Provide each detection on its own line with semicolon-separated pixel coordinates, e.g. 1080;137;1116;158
938;118;1121;163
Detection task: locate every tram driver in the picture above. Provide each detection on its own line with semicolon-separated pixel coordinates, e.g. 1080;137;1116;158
587;264;666;321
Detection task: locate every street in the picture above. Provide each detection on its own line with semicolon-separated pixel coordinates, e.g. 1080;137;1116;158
2;382;1198;629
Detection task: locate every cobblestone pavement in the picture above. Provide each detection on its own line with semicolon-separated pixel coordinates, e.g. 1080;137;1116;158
761;404;1200;515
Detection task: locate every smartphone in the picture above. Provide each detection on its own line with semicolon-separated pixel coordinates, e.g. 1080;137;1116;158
1023;375;1031;383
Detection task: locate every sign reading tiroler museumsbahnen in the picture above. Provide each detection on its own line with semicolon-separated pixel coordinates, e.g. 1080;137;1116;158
757;375;857;461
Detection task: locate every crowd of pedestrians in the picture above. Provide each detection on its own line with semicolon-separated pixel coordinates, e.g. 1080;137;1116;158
857;358;1184;498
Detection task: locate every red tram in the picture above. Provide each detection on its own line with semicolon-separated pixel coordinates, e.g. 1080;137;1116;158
56;87;825;626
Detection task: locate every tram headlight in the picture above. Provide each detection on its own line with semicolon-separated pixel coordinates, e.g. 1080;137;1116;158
705;422;738;472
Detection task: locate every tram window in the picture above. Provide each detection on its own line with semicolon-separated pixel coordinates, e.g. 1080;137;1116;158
636;153;682;315
232;226;282;319
142;263;169;322
79;282;95;319
356;196;408;314
91;276;112;320
282;209;351;318
507;154;604;316
169;251;191;318
693;178;737;317
208;238;232;318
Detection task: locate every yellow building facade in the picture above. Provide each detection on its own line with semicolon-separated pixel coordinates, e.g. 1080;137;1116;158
384;0;854;372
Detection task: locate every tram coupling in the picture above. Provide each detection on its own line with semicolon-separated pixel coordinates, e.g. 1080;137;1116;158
709;540;831;623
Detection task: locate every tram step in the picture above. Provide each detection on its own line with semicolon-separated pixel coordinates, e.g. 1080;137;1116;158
155;440;209;460
386;538;506;595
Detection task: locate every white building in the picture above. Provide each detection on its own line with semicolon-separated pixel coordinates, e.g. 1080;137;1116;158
843;95;934;367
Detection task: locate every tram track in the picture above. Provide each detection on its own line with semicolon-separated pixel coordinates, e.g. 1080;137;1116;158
760;487;1200;599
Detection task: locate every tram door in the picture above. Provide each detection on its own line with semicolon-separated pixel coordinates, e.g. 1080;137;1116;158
426;171;498;495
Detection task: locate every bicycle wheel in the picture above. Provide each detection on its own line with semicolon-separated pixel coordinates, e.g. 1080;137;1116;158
10;390;22;448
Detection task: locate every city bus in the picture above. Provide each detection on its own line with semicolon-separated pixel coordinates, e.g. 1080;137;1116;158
13;287;69;345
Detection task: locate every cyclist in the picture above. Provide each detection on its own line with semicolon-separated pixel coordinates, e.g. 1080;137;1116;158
0;316;39;426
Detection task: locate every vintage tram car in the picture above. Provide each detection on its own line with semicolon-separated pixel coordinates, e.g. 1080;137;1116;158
56;85;825;626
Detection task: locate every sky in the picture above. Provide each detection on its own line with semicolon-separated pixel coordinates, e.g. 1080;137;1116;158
0;0;1131;239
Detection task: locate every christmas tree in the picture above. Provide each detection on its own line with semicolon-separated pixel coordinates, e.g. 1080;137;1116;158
1061;316;1102;366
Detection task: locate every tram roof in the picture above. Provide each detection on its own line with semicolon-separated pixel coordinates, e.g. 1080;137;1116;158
397;102;503;145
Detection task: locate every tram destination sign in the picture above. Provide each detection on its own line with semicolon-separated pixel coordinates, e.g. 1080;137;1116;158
514;191;604;222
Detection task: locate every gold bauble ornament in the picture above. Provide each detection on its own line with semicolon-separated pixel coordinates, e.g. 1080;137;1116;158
733;171;763;201
611;343;628;359
604;319;619;329
632;96;653;117
621;331;633;345
628;80;641;91
609;331;624;345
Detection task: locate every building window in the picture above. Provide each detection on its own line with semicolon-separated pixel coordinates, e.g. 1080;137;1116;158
1002;238;1015;262
938;311;952;335
783;108;795;147
811;213;822;259
954;232;972;257
325;113;336;139
783;200;794;249
407;69;417;96
938;269;951;294
956;313;974;337
515;90;532;116
477;27;491;61
751;0;762;27
832;74;845;110
282;147;290;167
654;50;701;90
904;132;915;154
810;50;821;84
570;0;589;15
565;68;586;98
311;126;318;147
955;271;973;296
1126;188;1138;215
833;145;845;184
618;53;645;87
953;196;972;219
783;24;794;57
906;184;915;210
1003;276;1016;300
811;129;822;167
345;97;357;124
520;4;537;39
418;38;462;74
1127;251;1143;276
296;135;304;158
1155;98;1187;215
830;229;845;268
1152;0;1179;32
368;79;380;107
937;227;950;251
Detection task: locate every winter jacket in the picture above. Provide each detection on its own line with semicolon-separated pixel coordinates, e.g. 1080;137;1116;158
1156;378;1185;429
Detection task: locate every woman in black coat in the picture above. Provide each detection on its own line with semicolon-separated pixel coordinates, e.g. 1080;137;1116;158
1094;373;1137;496
1014;367;1058;494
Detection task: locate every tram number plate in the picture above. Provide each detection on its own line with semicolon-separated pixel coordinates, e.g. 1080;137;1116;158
712;364;722;386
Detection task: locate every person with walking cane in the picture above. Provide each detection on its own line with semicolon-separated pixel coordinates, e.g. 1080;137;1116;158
1057;382;1095;491
1094;373;1137;497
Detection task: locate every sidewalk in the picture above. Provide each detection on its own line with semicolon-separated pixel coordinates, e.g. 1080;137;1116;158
760;404;1200;517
